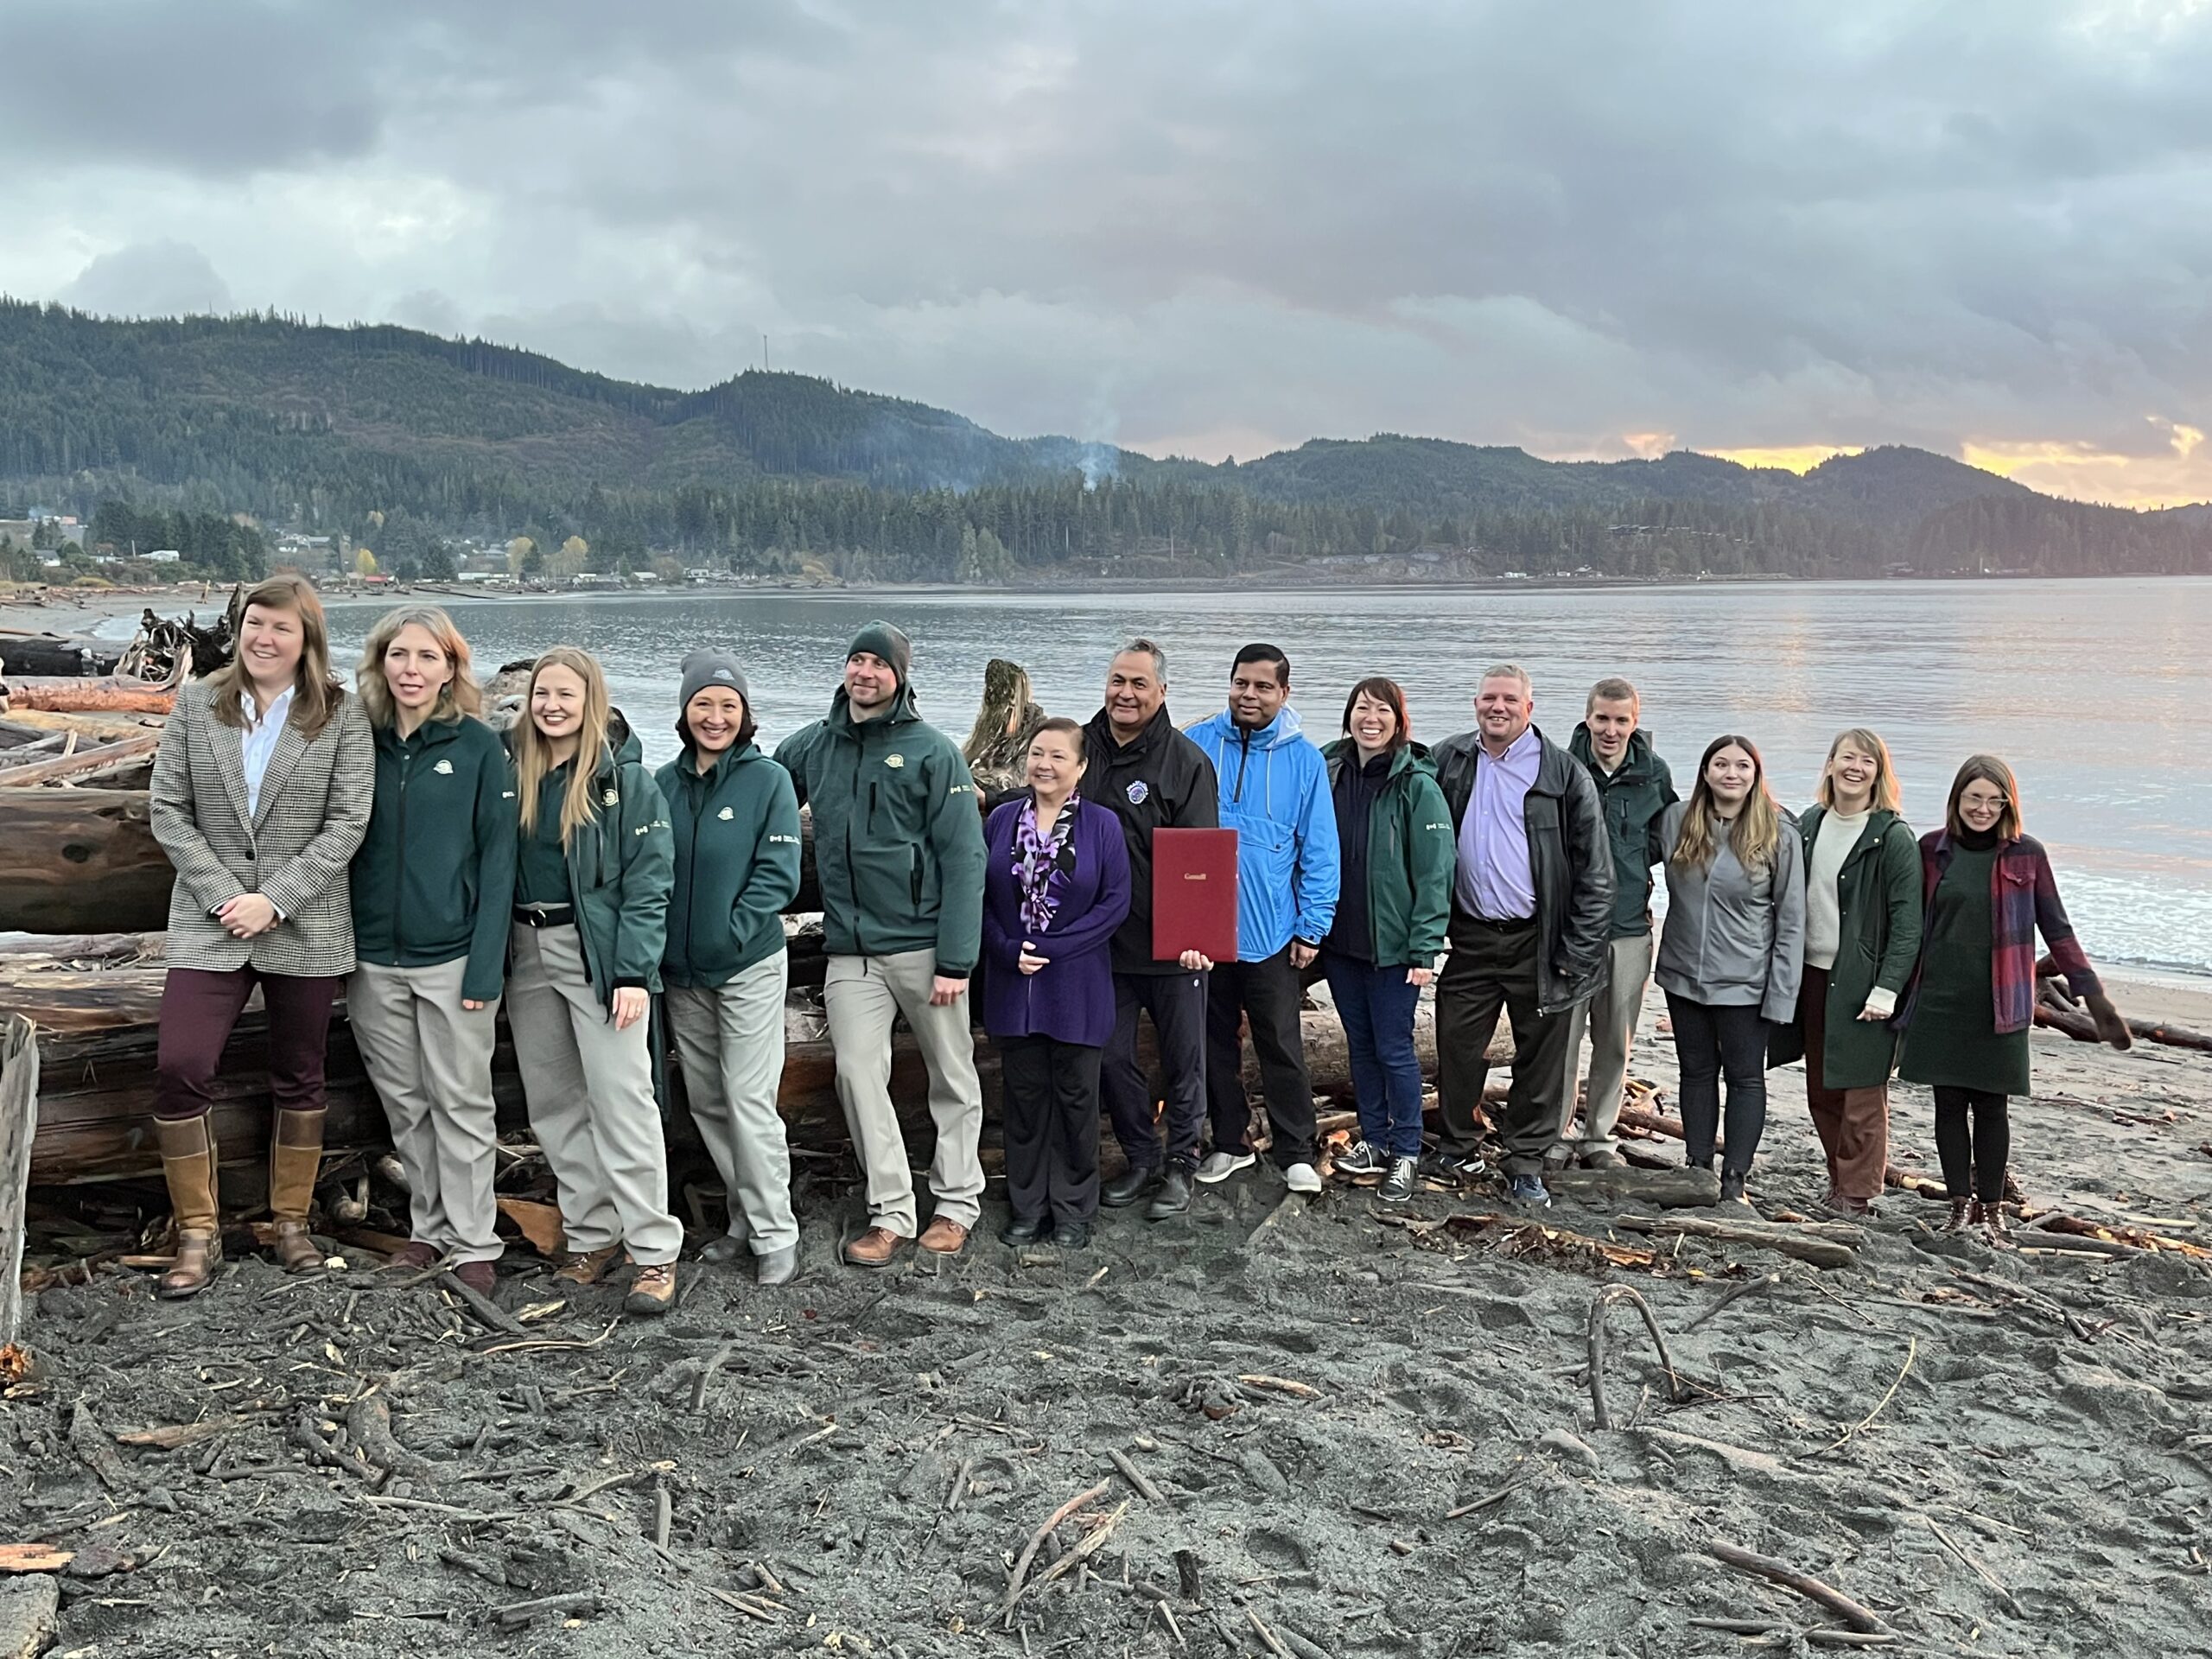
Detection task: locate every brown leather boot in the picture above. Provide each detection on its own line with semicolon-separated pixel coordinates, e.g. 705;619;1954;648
1942;1198;1973;1234
156;1116;224;1300
268;1108;327;1274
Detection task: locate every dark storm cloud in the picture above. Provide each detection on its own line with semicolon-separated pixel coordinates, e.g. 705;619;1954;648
5;1;2210;500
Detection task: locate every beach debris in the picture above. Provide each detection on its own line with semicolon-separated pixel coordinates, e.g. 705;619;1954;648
1611;1213;1861;1270
1707;1540;1895;1637
1586;1283;1687;1430
1681;1269;1784;1333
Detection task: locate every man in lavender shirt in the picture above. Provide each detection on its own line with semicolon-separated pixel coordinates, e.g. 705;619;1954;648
1429;665;1614;1205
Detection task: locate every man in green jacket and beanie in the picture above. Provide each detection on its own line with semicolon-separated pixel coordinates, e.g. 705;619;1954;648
1554;677;1676;1168
775;622;988;1268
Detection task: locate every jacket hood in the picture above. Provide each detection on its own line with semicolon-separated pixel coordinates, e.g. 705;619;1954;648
671;737;767;782
1323;736;1436;785
1194;702;1305;752
1569;721;1662;781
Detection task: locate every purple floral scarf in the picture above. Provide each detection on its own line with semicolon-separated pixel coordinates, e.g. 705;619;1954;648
1014;796;1080;936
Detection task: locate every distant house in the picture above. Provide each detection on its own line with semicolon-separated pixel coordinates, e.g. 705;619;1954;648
148;549;182;563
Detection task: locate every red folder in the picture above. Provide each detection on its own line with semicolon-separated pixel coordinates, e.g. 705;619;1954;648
1153;827;1240;963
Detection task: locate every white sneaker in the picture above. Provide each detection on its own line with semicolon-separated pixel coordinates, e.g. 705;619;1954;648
1195;1151;1257;1185
1284;1162;1323;1195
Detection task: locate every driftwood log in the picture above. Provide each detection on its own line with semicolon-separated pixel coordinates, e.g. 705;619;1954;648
1611;1213;1861;1270
0;674;178;715
1545;1166;1719;1210
0;633;125;677
0;789;173;934
0;1018;35;1343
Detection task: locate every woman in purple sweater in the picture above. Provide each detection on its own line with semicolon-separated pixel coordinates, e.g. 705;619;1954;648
982;717;1133;1249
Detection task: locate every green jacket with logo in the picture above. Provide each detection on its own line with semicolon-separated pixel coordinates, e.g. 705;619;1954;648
1320;739;1456;969
506;714;675;1007
655;741;804;988
350;714;518;1003
1767;804;1923;1089
772;683;985;976
1568;723;1678;939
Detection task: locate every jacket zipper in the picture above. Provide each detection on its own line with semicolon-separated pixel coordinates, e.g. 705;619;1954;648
1234;728;1251;803
680;771;703;975
845;741;867;957
391;741;411;953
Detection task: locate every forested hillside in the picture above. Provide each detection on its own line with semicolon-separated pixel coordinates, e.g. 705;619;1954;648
2;300;2205;582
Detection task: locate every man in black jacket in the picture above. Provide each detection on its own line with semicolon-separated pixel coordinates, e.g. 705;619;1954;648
1430;664;1614;1206
1083;639;1220;1219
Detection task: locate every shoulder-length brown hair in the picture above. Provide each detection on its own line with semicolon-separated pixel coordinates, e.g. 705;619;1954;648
1815;727;1901;814
1341;676;1412;752
1944;753;2022;840
206;574;342;739
1672;734;1784;874
357;605;483;729
513;647;613;848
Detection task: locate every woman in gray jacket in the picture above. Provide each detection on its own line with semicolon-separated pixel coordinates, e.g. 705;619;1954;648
1656;734;1805;1203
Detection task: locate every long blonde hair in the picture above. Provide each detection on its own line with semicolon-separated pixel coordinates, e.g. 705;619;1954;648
1672;734;1783;874
356;605;483;728
1815;727;1900;814
512;647;612;848
207;574;343;739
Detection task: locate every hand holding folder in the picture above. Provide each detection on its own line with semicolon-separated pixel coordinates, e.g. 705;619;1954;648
1152;827;1239;965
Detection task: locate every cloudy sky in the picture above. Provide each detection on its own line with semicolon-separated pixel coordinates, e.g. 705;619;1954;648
3;1;2209;505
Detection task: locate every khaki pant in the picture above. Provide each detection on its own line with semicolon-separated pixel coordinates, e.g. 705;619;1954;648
505;923;683;1265
665;952;798;1255
823;949;984;1236
1557;933;1656;1159
348;957;504;1263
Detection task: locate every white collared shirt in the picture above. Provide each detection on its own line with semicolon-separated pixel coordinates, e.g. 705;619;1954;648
239;684;296;820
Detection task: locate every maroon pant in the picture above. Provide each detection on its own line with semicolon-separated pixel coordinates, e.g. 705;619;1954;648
1802;964;1891;1202
155;966;341;1122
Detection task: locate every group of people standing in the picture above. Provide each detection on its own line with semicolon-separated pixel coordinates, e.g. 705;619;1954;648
142;575;2133;1318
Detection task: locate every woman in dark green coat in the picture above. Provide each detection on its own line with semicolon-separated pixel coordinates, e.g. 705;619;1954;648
1318;678;1455;1204
1768;729;1920;1215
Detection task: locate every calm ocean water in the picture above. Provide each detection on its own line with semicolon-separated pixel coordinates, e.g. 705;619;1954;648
304;578;2209;976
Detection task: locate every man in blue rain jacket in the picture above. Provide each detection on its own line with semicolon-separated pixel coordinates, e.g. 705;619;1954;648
1185;644;1340;1194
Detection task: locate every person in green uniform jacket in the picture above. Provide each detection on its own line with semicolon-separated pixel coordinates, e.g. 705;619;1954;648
1767;728;1920;1217
656;648;804;1286
773;621;988;1269
504;647;683;1316
1897;755;2130;1243
347;607;518;1295
1317;677;1454;1204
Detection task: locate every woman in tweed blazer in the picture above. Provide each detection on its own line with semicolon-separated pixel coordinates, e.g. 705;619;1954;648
148;574;374;1298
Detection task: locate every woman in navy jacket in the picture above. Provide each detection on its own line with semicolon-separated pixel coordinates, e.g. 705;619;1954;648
982;717;1132;1249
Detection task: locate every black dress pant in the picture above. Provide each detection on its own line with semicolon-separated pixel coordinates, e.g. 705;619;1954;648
1100;969;1208;1172
1435;912;1574;1175
1205;945;1316;1166
1001;1035;1103;1226
1933;1085;2010;1203
1666;995;1770;1175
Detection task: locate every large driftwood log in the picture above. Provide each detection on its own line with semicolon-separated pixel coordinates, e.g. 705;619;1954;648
0;734;161;788
0;675;177;715
0;633;124;677
1611;1213;1860;1270
0;790;172;934
0;1018;35;1343
1545;1166;1719;1210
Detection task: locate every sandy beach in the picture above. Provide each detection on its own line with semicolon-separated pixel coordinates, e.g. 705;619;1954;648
4;962;2207;1656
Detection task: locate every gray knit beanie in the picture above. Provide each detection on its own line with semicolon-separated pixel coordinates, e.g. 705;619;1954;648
677;647;751;715
846;620;912;690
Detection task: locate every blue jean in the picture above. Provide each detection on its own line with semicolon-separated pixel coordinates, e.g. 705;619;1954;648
1322;950;1426;1159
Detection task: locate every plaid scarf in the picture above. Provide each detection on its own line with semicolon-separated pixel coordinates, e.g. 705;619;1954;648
1014;796;1080;936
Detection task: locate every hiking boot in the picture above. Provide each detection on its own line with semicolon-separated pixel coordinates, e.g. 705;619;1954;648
553;1243;623;1286
1508;1173;1550;1208
1283;1162;1323;1195
756;1244;798;1287
1100;1166;1158;1208
999;1214;1051;1247
624;1263;677;1317
842;1227;907;1269
1580;1148;1623;1171
1719;1170;1749;1205
1980;1205;2012;1246
918;1217;969;1257
1195;1151;1256;1185
698;1234;748;1267
1146;1165;1194;1219
1334;1141;1388;1179
1379;1156;1419;1202
453;1260;499;1296
383;1241;440;1272
1943;1198;1974;1234
1057;1220;1092;1250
